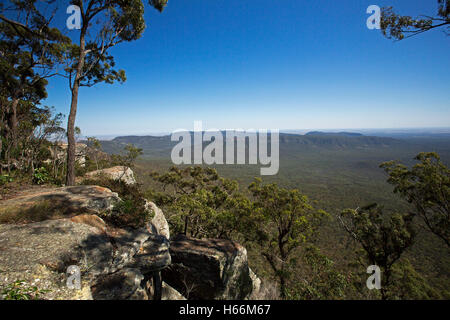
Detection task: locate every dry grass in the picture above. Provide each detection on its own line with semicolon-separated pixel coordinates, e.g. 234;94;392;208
0;200;79;224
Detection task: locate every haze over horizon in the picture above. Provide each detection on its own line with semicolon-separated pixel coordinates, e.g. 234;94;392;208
86;127;450;141
42;0;450;136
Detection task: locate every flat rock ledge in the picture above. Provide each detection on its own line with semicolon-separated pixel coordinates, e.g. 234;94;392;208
0;185;121;216
0;184;176;300
0;186;260;300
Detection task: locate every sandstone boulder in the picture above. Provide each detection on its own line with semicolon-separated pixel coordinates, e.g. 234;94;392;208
132;234;171;273
0;219;112;299
146;200;170;239
91;268;148;300
0;191;172;300
247;268;263;300
161;281;186;300
85;166;136;185
0;185;120;223
162;235;254;300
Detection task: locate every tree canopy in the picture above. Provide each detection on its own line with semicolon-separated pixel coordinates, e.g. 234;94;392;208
381;0;449;40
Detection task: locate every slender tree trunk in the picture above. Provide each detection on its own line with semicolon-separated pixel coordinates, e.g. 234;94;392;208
0;114;3;163
66;30;86;186
66;86;79;185
380;267;391;300
10;98;18;148
279;275;286;299
278;241;288;299
152;272;162;300
184;215;189;235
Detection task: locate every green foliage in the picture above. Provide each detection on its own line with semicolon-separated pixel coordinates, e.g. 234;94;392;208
86;136;103;170
149;166;245;238
111;144;143;170
0;1;71;179
32;167;49;185
62;0;166;185
149;0;169;12
381;152;450;247
381;1;449;40
63;0;154;89
286;246;350;300
108;136;450;299
339;203;416;299
81;176;152;229
388;259;442;300
1;280;49;300
111;197;152;229
245;178;328;298
87;137;101;150
0;174;13;185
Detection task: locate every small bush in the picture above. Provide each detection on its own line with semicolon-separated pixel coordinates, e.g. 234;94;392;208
0;174;13;186
110;197;152;229
32;167;50;185
80;176;153;228
1;280;49;300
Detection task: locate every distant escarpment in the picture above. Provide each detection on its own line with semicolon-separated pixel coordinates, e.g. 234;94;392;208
98;132;401;160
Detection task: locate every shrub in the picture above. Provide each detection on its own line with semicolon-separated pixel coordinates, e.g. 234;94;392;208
1;280;49;300
32;167;50;185
0;174;13;186
80;176;153;228
110;197;152;229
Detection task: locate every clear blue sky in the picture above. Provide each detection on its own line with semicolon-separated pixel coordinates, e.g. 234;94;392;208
43;0;450;136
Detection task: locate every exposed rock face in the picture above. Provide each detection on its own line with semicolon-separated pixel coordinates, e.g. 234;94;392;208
91;268;148;300
0;188;172;300
0;185;121;217
85;166;136;185
161;281;186;300
248;268;263;300
132;234;171;273
70;214;107;233
162;235;254;300
0;219;112;299
0;186;258;301
146;200;170;240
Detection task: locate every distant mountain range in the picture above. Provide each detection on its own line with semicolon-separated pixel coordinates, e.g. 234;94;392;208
305;131;363;137
96;132;402;159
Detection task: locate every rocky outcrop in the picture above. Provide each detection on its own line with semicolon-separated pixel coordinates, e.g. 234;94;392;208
161;281;186;300
247;268;263;300
132;234;171;273
162;235;254;300
91;268;148;300
146;200;170;240
0;185;121;218
0;218;112;299
0;186;259;301
0;186;172;300
85;166;136;185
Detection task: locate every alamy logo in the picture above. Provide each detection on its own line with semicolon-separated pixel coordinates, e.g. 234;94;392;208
366;5;381;30
66;5;81;30
171;121;279;175
366;265;381;290
66;265;81;290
